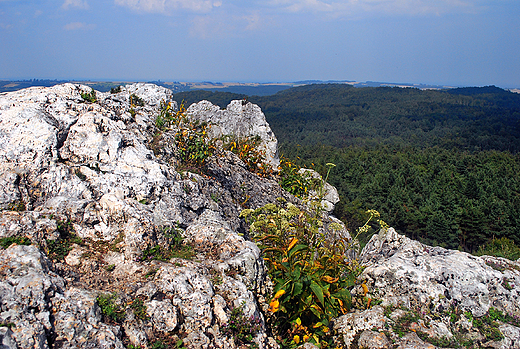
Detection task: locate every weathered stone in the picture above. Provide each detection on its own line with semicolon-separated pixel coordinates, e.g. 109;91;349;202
298;168;340;212
334;306;388;347
187;99;279;168
358;330;391;349
145;299;178;333
52;287;124;349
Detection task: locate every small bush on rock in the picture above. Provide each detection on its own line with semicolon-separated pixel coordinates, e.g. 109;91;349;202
0;236;31;249
129;93;145;107
110;86;121;94
46;219;83;260
277;156;312;199
223;135;272;177
129;298;149;321
97;293;125;323
80;88;97;103
221;301;262;346
241;199;361;347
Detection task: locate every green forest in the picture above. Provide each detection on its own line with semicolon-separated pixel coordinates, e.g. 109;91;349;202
173;84;520;253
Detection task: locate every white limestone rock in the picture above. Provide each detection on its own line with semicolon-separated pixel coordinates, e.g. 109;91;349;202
334;227;520;348
187;99;279;169
298;168;340;212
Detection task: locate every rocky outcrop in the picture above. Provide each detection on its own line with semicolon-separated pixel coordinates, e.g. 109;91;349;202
186;100;279;169
2;83;518;349
335;228;520;348
0;83;345;349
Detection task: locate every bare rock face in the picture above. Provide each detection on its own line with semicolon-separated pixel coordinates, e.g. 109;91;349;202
334;228;520;348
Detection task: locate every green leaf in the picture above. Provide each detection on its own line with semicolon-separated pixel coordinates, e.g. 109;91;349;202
293;281;303;297
332;289;351;301
310;281;325;306
288;244;308;258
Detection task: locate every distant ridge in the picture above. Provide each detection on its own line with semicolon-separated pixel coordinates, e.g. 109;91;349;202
1;79;517;95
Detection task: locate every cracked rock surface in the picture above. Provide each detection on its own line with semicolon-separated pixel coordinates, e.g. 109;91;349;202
0;83;349;349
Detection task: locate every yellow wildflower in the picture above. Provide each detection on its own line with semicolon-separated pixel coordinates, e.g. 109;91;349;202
268;299;280;313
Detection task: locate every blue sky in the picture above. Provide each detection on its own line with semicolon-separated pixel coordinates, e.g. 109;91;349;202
0;0;519;87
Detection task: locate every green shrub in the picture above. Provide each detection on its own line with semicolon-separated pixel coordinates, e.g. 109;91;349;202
0;236;31;249
277;156;312;198
155;100;181;131
175;119;215;167
97;293;125;323
223;135;272;177
46;219;83;260
80;88;97;103
129;93;145;107
241;199;358;347
110;86;121;94
129;298;149;321
475;237;520;261
153;101;215;168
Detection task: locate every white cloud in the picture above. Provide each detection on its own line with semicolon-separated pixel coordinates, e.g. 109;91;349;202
115;0;218;14
64;21;96;30
62;0;89;10
265;0;481;16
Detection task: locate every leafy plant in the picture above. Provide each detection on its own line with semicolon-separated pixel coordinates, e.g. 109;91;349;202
223;135;272;177
175;119;215;167
97;293;125;323
241;199;358;347
80;88;97;103
129;93;145;107
277;156;312;198
154;101;215;168
221;301;262;346
0;236;31;249
155;100;184;131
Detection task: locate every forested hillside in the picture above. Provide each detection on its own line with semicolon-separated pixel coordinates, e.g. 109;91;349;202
173;84;520;252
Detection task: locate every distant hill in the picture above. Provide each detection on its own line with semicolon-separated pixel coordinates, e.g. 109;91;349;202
173;83;520;251
174;83;520;153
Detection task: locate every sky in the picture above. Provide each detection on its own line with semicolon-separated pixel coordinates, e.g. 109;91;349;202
0;0;519;88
